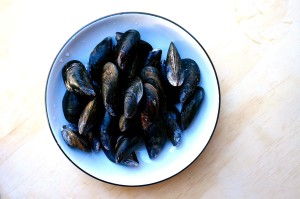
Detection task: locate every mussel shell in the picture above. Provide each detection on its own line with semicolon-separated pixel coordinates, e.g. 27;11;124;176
88;37;113;90
100;111;120;151
127;40;153;79
62;90;89;124
119;112;143;134
61;124;91;152
144;48;162;69
86;130;101;153
143;120;167;159
101;62;120;117
62;60;96;97
115;32;123;41
158;60;168;83
164;83;181;105
115;29;141;71
115;31;153;79
119;114;131;132
159;60;180;104
78;97;103;135
140;83;159;130
102;146;139;167
115;135;141;163
140;66;160;81
140;66;166;113
121;152;139;167
124;76;143;118
181;87;205;130
165;42;184;87
162;107;182;146
179;58;200;103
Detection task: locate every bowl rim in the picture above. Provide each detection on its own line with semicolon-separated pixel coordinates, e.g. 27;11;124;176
45;11;221;187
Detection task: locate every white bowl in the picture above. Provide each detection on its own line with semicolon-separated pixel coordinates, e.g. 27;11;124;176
45;12;220;186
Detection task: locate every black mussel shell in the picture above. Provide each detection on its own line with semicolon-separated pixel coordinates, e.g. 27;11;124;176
115;134;141;163
120;152;139;167
101;62;120;117
102;146;139;167
143;120;167;159
119;114;130;132
100;111;120;151
88;37;113;90
159;60;180;104
181;87;205;130
115;29;141;71
127;40;153;79
144;49;162;69
62;60;96;97
140;66;161;81
180;58;200;103
158;60;168;83
119;112;142;133
165;42;184;87
140;83;159;130
124;77;143;118
140;66;166;113
86;130;101;153
78;97;103;135
162;107;182;146
115;32;123;42
62;90;89;124
61;124;91;152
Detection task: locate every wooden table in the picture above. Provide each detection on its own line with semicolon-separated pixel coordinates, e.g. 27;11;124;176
1;0;299;198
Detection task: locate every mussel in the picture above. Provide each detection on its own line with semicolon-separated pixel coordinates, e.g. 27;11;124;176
143;120;167;159
115;31;152;79
162;107;182;146
119;114;131;132
62;90;89;124
140;83;159;130
121;152;139;167
115;134;141;163
102;147;139;167
179;58;200;103
160;59;180;104
100;111;119;151
181;86;205;130
124;77;143;118
78;97;102;135
86;131;101;153
61;124;91;152
101;62;120;117
144;49;162;69
140;66;161;85
88;37;113;89
140;66;166;113
127;40;153;79
115;29;141;71
115;32;123;41
165;42;184;87
62;60;96;97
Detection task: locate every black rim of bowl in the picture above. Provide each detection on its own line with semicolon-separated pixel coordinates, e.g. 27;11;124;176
45;11;221;187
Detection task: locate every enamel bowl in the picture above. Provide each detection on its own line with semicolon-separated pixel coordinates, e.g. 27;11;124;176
45;12;220;186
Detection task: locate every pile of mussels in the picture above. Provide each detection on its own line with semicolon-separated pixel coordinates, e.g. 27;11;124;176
61;29;204;167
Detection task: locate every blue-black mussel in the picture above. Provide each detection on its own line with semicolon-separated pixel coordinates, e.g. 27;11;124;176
88;37;113;90
179;58;200;103
115;29;141;71
62;90;89;124
62;60;96;97
181;87;205;130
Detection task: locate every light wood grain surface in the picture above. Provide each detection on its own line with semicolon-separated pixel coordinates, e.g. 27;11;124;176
1;0;300;198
